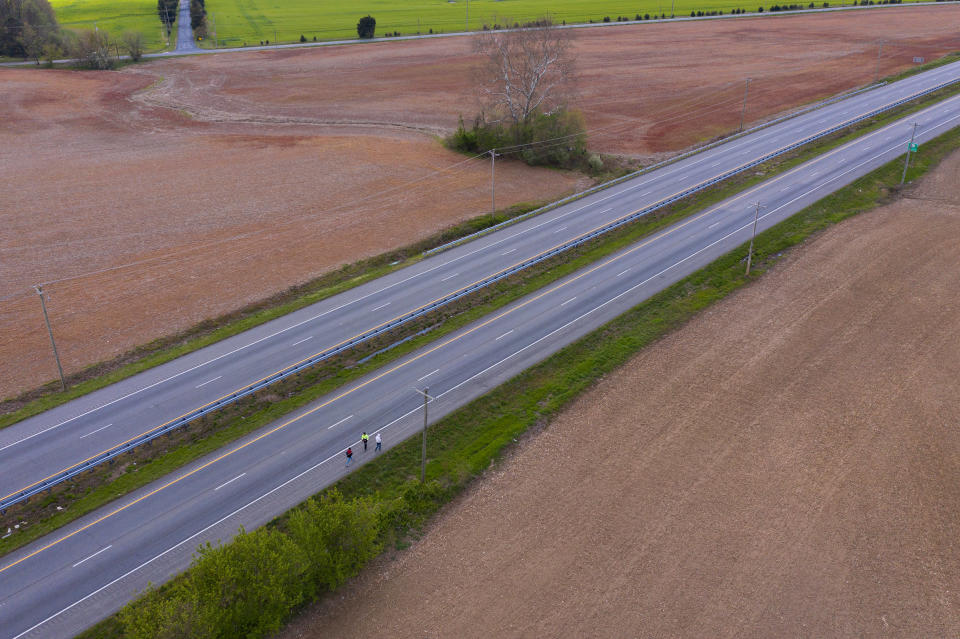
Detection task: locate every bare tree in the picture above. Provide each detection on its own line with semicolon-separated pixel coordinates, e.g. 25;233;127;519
70;29;113;69
474;18;576;127
121;30;144;61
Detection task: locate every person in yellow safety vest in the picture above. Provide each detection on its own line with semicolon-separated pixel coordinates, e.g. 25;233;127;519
361;431;369;451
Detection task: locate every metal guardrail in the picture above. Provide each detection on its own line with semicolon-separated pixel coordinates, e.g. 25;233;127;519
423;81;888;257
3;72;958;513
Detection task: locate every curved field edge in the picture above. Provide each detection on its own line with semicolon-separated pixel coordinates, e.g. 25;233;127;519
73;113;960;639
4;50;958;432
5;77;958;561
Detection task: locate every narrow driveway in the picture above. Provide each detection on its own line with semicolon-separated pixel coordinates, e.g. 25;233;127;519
175;0;197;52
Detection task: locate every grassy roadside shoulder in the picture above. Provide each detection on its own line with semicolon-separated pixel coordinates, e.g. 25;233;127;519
0;197;564;427
4;77;960;560
76;113;960;639
4;51;958;429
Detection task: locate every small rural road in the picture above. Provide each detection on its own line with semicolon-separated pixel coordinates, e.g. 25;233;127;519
174;0;198;52
1;70;960;636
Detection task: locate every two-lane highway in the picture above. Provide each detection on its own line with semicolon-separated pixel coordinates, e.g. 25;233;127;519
2;85;959;638
4;60;960;511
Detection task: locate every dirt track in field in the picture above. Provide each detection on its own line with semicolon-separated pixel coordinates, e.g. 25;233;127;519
281;152;960;638
3;5;960;399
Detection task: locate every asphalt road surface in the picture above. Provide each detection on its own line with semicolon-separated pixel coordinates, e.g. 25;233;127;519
2;87;959;638
3;60;959;511
174;0;197;52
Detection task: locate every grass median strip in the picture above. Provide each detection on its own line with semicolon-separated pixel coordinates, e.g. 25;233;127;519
75;96;960;639
4;76;960;559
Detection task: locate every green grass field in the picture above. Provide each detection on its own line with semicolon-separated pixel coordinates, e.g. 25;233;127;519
49;0;171;50
200;0;920;47
47;0;927;52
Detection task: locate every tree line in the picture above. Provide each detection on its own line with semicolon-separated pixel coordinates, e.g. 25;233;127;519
117;483;450;638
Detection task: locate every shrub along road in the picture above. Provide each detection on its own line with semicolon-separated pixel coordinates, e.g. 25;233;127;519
2;82;959;638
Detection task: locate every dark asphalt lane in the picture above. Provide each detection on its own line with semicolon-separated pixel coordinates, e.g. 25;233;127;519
2;90;958;639
3;61;959;510
174;0;197;52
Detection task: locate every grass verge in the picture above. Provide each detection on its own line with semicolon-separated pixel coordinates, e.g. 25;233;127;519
76;90;960;639
4;75;960;558
0;196;566;427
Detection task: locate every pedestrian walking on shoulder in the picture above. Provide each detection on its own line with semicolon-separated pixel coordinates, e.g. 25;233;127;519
375;432;382;452
345;447;353;466
361;431;369;451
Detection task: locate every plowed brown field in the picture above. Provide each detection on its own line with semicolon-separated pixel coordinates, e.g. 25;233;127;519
3;5;960;399
282;152;960;638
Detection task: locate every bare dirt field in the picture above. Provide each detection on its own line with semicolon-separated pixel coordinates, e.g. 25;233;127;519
3;5;960;399
283;153;960;638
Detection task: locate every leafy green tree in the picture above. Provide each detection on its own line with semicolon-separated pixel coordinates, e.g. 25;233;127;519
0;0;59;58
190;0;206;34
188;528;309;638
286;490;382;595
157;0;177;37
357;15;375;38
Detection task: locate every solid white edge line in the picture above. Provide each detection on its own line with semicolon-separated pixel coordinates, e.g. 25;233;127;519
214;473;246;492
71;545;111;569
13;93;960;639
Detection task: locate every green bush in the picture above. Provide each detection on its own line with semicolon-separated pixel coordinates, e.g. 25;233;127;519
118;491;389;639
357;15;375;38
286;490;381;595
447;109;587;170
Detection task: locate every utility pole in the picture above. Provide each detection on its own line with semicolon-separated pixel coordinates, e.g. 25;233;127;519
35;285;66;391
490;149;498;221
746;202;761;276
274;28;278;45
900;122;919;186
874;40;884;83
211;13;216;47
739;77;752;132
466;0;469;31
413;387;434;482
670;0;676;17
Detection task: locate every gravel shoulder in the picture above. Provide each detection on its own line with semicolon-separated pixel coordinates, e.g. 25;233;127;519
281;151;960;638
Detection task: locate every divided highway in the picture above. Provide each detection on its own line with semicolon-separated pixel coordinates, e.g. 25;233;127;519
2;86;959;638
3;59;960;511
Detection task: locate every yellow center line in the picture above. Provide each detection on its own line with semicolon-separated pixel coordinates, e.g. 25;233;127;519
0;88;914;505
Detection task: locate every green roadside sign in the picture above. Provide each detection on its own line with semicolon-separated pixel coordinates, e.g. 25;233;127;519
909;142;919;152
